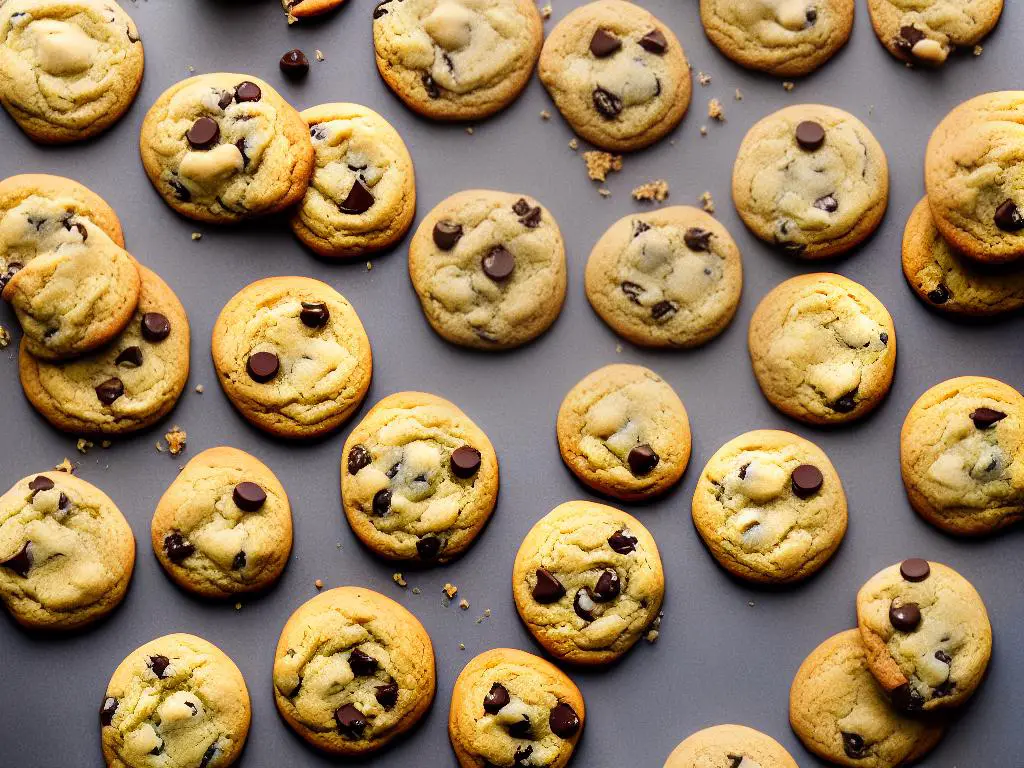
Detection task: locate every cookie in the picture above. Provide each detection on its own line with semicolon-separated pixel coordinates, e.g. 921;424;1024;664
408;189;567;350
140;73;313;224
449;647;584;768
732;104;889;259
692;430;847;584
556;365;691;500
341;392;498;564
284;0;344;20
512;500;664;665
790;630;945;768
868;0;1002;65
290;103;416;259
152;447;292;598
19;265;190;435
585;206;742;348
539;0;691;152
900;376;1024;535
701;0;854;76
0;471;133;630
100;633;250;768
925;91;1024;264
0;173;124;246
373;0;543;121
663;724;798;768
211;276;372;439
856;559;992;711
273;586;436;755
0;0;144;143
748;273;896;425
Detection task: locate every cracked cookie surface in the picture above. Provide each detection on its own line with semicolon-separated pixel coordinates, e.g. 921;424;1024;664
868;0;1002;65
409;189;566;349
152;447;292;598
585;206;742;348
748;273;896;425
273;586;436;755
512;500;664;665
663;724;799;768
692;429;846;583
449;647;584;768
539;0;691;152
732;104;889;259
341;391;498;563
101;633;250;768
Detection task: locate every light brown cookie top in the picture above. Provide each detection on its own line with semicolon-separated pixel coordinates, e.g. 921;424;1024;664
663;724;799;768
748;273;896;425
449;648;584;768
0;173;124;246
867;0;1003;65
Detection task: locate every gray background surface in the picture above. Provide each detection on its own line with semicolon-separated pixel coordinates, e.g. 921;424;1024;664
1;0;1022;765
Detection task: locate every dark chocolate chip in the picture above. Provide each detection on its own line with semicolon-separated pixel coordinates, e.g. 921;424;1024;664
934;678;956;698
421;73;440;99
348;445;372;475
372;489;392;516
186;117;220;150
373;0;391;17
225;550;243;572
115;346;143;367
149;655;171;678
927;284;950;304
900;558;930;582
549;702;580;738
898;25;925;52
507;714;532;739
247;352;279;383
514;745;534;766
832;393;857;413
451;446;482;478
349;649;379;676
375;682;399;709
891;683;924;712
164;533;195;564
300;301;330;328
1;542;32;577
95;378;125;405
791;464;824;498
795;120;826;150
889;600;922;632
482;245;515;281
512;198;531;215
340;179;375;214
738;463;750;480
386;462;401;479
627;444;659;475
593;569;620;601
621;281;644;303
639;28;668;54
518;205;542;228
236;138;249;167
233;482;266;511
607;529;637;554
334;704;367;738
589;28;622;57
651;300;678;321
100;697;118;726
805;6;818;24
433;220;463;250
483;682;510;714
234;81;261;103
198;744;218;768
280;49;310;77
57;493;71;515
935;649;952;664
532;568;565;603
218;90;234;109
813;194;838;212
416;535;441;560
970;407;1006;429
879;331;889;345
633;220;651;237
169;178;191;202
593;87;623;119
842;732;866;759
994;199;1024;232
684;227;712;251
573;587;595;620
28;476;54;493
141;312;171;342
727;757;744;768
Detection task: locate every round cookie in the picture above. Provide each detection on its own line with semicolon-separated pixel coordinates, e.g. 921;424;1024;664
512;500;664;665
152;447;292;598
273;586;436;755
341;392;499;564
449;648;584;768
692;430;847;584
856;559;992;711
732;104;889;259
900;376;1024;535
284;0;344;20
925;91;1024;264
19;265;190;435
868;0;1002;65
211;276;372;439
585;206;743;348
140;73;313;224
0;471;133;630
748;273;896;425
0;0;144;143
291;103;416;259
100;633;250;768
408;190;567;350
556;365;691;501
0;173;124;246
700;0;854;77
539;0;691;152
372;0;543;121
663;724;798;768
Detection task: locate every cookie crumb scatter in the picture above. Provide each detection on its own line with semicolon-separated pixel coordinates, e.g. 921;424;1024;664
708;98;724;121
55;457;75;474
392;572;407;587
632;179;670;202
782;81;795;91
76;438;93;454
568;137;579;151
191;232;202;241
583;150;622;182
442;583;458;599
0;325;9;349
459;599;470;610
598;187;611;198
700;190;716;214
697;71;711;86
412;587;422;595
315;49;325;62
163;426;187;456
314;579;324;590
973;44;983;56
540;110;551;120
646;611;663;643
734;88;743;101
195;384;204;394
475;608;492;624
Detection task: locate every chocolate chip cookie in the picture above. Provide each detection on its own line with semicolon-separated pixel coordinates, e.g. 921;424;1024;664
449;648;584;768
868;0;1003;65
539;0;691;152
408;190;567;350
0;173;124;246
733;104;889;259
273;586;436;755
663;724;798;768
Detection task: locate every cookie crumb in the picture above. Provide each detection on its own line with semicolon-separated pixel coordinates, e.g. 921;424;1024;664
734;88;743;101
782;81;795;91
459;642;466;650
748;600;756;607
598;187;611;198
392;572;408;587
465;126;474;135
699;125;708;136
615;343;623;354
475;608;492;624
442;583;458;599
412;587;422;595
286;12;298;24
314;579;324;590
76;438;94;454
315;49;325;62
540;109;551;120
632;179;670;203
699;190;716;214
191;232;202;241
55;457;75;474
155;443;165;453
707;98;724;121
195;384;204;394
541;2;552;19
459;599;470;610
366;261;373;271
568;137;579;151
697;71;711;86
0;325;10;349
973;44;983;56
645;629;660;643
163;426;187;456
101;440;112;449
235;601;243;610
583;150;622;182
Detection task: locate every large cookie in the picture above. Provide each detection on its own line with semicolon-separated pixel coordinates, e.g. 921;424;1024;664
663;724;798;768
868;0;1002;65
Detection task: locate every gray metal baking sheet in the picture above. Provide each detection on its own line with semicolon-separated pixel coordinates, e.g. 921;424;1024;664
1;0;1023;765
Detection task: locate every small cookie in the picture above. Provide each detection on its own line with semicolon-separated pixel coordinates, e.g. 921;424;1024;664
19;266;190;435
900;376;1024;535
100;633;250;768
701;0;854;76
790;630;945;768
211;276;372;439
449;648;584;768
140;73;313;224
663;724;798;768
409;190;567;350
539;0;691;152
0;471;133;630
856;559;992;711
373;0;543;121
512;500;664;665
341;392;498;563
692;430;847;584
868;0;1002;65
732;104;889;259
925;91;1024;264
556;365;690;500
291;103;416;259
749;273;896;425
273;586;436;755
152;447;293;598
585;206;743;348
284;0;344;19
0;0;144;143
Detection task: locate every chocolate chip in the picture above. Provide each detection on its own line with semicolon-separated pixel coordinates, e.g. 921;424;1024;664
608;529;638;554
518;204;542;228
375;682;399;709
651;300;678;321
57;493;71;515
891;683;924;712
684;227;712;251
169;178;191;202
230;551;246;570
791;464;823;498
100;697;118;726
198;745;218;768
639;28;668;54
340;179;375;214
532;568;565;603
514;745;534;766
300;301;330;328
935;649;952;664
372;489;392;516
115;346;143;367
186;117;220;150
483;682;511;714
621;281;644;303
349;649;379;676
451;446;482;478
246;352;279;383
633;220;651;237
348;445;372;475
927;284;950;304
879;331;889;345
433;220;463;250
95;378;125;405
280;49;309;77
217;90;233;109
970;407;1006;429
549;702;580;738
994;199;1024;232
1;542;32;577
416;535;441;560
507;714;532;738
233;482;267;512
593;569;620;601
28;476;54;493
421;73;440;99
589;28;622;57
727;757;744;768
813;194;838;212
0;261;21;291
573;587;596;620
141;312;171;342
334;704;367;738
832;393;856;413
900;558;930;582
795;120;826;150
149;655;171;678
842;732;866;759
235;138;249;168
627;444;659;475
164;533;194;564
482;245;515;281
895;25;925;55
512;198;531;215
234;81;261;103
934;678;956;698
890;600;922;632
593;87;623;119
805;6;818;24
